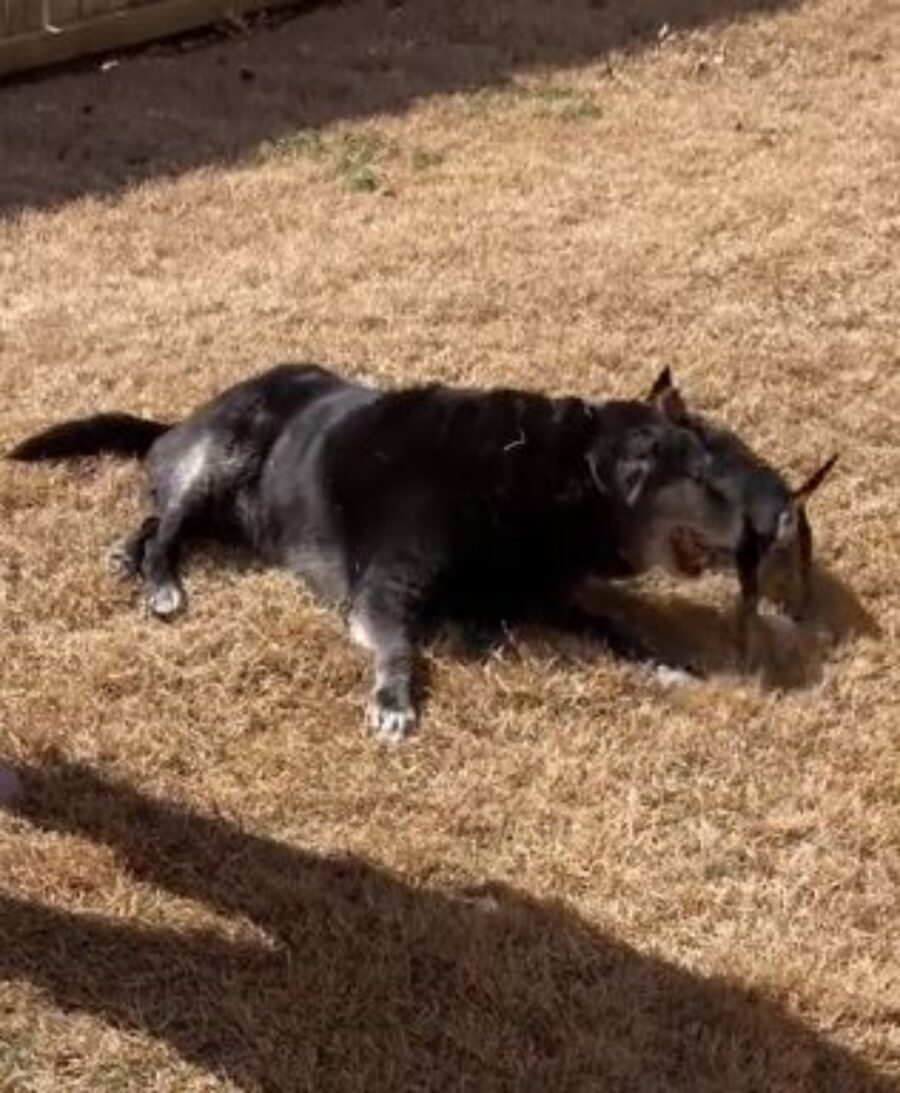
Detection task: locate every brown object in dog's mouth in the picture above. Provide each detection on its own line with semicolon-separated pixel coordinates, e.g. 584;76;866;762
668;526;713;577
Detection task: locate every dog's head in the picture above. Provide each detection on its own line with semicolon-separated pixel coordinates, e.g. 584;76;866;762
751;455;839;619
645;366;838;619
585;401;744;577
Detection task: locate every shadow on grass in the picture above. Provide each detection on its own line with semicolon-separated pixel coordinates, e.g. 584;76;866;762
581;563;880;690
135;537;877;693
0;0;798;216
2;760;895;1091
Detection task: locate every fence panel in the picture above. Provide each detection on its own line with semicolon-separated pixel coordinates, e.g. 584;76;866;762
0;0;303;77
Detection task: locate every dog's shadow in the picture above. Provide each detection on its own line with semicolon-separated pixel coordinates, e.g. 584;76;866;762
184;545;877;693
574;565;880;691
1;759;894;1092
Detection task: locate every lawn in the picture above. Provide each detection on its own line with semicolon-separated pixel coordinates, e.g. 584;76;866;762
0;0;897;1089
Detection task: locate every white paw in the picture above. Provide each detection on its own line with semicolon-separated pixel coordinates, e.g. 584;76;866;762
655;665;694;688
366;701;417;743
146;583;186;619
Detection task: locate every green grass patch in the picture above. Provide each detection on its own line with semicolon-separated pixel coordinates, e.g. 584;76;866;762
335;131;397;193
531;84;604;122
259;127;406;193
410;147;446;172
262;128;326;160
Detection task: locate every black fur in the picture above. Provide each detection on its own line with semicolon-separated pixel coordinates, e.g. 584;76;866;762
11;363;738;738
9;413;170;461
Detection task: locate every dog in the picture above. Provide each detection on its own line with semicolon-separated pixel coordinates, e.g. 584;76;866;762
644;367;838;653
9;362;743;739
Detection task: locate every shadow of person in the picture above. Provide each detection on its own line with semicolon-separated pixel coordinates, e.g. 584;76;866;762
0;0;799;216
579;562;879;690
1;760;894;1091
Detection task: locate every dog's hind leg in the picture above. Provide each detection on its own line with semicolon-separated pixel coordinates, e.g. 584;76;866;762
140;506;191;619
735;522;764;662
349;578;421;743
138;435;219;619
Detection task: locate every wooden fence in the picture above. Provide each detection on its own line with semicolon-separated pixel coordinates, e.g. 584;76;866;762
0;0;302;78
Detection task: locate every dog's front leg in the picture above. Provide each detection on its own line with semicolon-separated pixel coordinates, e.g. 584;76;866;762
349;579;420;743
793;508;815;623
735;522;764;662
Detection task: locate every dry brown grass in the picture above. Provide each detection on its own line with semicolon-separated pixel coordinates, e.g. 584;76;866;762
1;0;899;1089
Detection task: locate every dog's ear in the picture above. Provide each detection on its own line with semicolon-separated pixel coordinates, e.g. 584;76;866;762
792;453;839;506
647;366;674;400
647;366;688;424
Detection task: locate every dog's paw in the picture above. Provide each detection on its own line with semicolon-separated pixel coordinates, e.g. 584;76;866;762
654;665;694;688
145;583;186;619
107;541;140;579
366;695;417;744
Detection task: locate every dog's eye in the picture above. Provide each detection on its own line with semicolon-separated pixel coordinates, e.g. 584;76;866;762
688;454;712;483
700;478;729;506
629;428;658;458
776;508;797;542
680;443;710;479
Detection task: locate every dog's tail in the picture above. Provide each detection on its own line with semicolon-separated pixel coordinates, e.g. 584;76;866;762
7;413;172;462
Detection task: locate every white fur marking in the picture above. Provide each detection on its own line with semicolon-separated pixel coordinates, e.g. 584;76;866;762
655;665;693;688
349;613;376;651
172;437;212;501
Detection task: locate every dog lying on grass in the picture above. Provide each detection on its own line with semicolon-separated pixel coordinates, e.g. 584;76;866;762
9;362;752;739
645;367;838;654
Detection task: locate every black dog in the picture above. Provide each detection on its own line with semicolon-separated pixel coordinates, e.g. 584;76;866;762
645;367;838;653
10;363;740;739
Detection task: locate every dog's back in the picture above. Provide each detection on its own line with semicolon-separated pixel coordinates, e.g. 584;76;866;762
261;382;714;624
143;363;366;544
